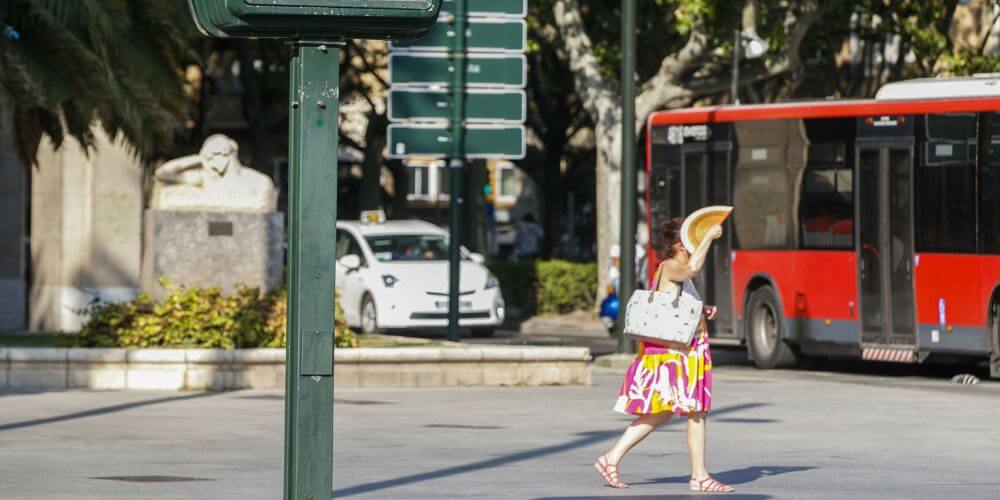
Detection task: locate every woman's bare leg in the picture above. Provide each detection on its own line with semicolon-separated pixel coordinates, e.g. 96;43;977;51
605;412;672;465
686;412;709;479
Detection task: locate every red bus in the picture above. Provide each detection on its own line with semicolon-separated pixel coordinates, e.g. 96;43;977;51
644;77;1000;377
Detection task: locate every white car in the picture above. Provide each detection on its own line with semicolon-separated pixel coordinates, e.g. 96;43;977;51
335;218;505;336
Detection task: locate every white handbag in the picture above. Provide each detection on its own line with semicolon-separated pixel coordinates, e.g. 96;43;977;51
623;271;703;347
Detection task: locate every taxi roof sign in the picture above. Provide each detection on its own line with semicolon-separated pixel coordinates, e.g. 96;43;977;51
360;210;387;224
187;0;441;39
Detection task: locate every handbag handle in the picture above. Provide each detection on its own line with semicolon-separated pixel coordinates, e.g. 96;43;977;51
649;264;684;307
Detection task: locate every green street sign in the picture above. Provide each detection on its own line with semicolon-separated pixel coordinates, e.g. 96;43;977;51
389;88;525;123
389;52;526;88
187;0;441;39
388;124;525;159
440;0;526;17
392;18;526;52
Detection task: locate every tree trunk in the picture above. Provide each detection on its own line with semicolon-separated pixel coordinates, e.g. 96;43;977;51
359;111;387;211
552;0;622;303
386;159;410;219
594;108;622;300
461;160;488;255
541;133;567;259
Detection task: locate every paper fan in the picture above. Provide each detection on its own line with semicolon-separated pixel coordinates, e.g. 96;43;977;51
680;205;733;254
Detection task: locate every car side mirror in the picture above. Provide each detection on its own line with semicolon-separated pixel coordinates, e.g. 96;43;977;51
338;254;362;270
469;253;486;265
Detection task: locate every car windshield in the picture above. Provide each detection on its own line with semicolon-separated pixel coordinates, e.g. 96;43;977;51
366;234;461;262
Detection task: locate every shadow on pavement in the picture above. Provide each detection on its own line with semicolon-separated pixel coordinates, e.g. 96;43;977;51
534;495;772;500
0;392;218;433
331;402;767;498
634;465;817;486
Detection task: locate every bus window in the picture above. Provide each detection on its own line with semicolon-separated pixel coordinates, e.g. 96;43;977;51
915;113;977;253
732;119;804;249
799;144;853;249
649;144;681;254
982;113;1000;254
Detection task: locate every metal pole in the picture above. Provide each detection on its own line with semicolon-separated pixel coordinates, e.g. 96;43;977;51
284;39;338;500
617;0;637;354
731;29;741;105
447;0;467;342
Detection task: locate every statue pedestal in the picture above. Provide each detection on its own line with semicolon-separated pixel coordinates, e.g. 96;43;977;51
141;210;284;299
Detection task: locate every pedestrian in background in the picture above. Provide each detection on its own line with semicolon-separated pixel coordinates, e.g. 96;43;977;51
513;213;543;259
594;217;733;493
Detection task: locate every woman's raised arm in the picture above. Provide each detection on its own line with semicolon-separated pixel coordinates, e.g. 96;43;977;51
663;224;722;282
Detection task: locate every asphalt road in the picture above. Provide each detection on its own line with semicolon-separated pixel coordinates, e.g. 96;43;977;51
1;353;999;499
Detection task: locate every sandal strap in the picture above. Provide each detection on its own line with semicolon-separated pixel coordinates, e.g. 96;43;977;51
604;464;626;487
700;477;731;492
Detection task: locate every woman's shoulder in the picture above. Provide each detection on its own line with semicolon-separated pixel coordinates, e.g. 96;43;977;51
659;258;688;275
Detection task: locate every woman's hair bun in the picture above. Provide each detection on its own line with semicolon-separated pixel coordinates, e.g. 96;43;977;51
659;217;684;258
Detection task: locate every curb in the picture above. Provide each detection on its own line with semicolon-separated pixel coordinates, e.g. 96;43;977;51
519;315;610;339
0;346;591;391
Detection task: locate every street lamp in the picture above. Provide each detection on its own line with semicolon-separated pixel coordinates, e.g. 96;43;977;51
731;27;767;105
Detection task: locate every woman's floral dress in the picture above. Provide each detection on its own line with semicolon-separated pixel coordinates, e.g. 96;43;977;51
614;313;713;416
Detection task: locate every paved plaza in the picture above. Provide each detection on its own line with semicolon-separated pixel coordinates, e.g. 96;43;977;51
1;352;999;499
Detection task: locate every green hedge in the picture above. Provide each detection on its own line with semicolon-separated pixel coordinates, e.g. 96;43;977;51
78;280;357;349
489;260;597;319
535;260;597;315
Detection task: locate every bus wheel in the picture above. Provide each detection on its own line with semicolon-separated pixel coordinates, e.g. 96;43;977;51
990;299;1000;379
746;286;798;369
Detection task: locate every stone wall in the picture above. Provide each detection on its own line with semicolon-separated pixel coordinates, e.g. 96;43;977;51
29;129;143;331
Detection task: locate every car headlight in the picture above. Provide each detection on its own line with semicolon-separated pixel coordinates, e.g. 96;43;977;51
484;274;499;290
381;274;400;288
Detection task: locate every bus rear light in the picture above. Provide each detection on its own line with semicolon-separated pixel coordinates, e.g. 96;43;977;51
824;319;831;326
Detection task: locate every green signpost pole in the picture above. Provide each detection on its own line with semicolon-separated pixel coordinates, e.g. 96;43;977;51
186;2;443;499
284;40;338;500
617;0;637;354
446;0;467;343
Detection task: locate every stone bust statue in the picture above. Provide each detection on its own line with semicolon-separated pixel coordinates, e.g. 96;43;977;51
151;134;277;212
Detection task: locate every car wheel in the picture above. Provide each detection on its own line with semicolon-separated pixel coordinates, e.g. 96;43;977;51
360;294;379;335
471;328;494;338
746;286;798;369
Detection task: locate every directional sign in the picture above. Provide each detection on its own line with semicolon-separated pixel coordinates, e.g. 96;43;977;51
393;18;526;52
389;52;526;87
388;124;526;159
389;89;526;123
440;0;526;17
188;0;441;39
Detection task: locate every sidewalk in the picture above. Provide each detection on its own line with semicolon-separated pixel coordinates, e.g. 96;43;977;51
2;363;998;498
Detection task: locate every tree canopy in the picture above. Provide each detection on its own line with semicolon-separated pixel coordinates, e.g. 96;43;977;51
0;0;196;164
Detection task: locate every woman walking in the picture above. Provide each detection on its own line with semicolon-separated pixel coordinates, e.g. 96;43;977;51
594;217;734;493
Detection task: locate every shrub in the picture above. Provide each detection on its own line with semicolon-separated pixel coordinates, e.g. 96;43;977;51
535;260;597;315
261;288;358;349
79;280;357;349
489;259;597;318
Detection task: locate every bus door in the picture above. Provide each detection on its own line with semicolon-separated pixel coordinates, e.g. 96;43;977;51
856;141;916;347
681;142;736;338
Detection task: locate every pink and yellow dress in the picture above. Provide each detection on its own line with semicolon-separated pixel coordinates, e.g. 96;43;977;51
613;318;713;416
